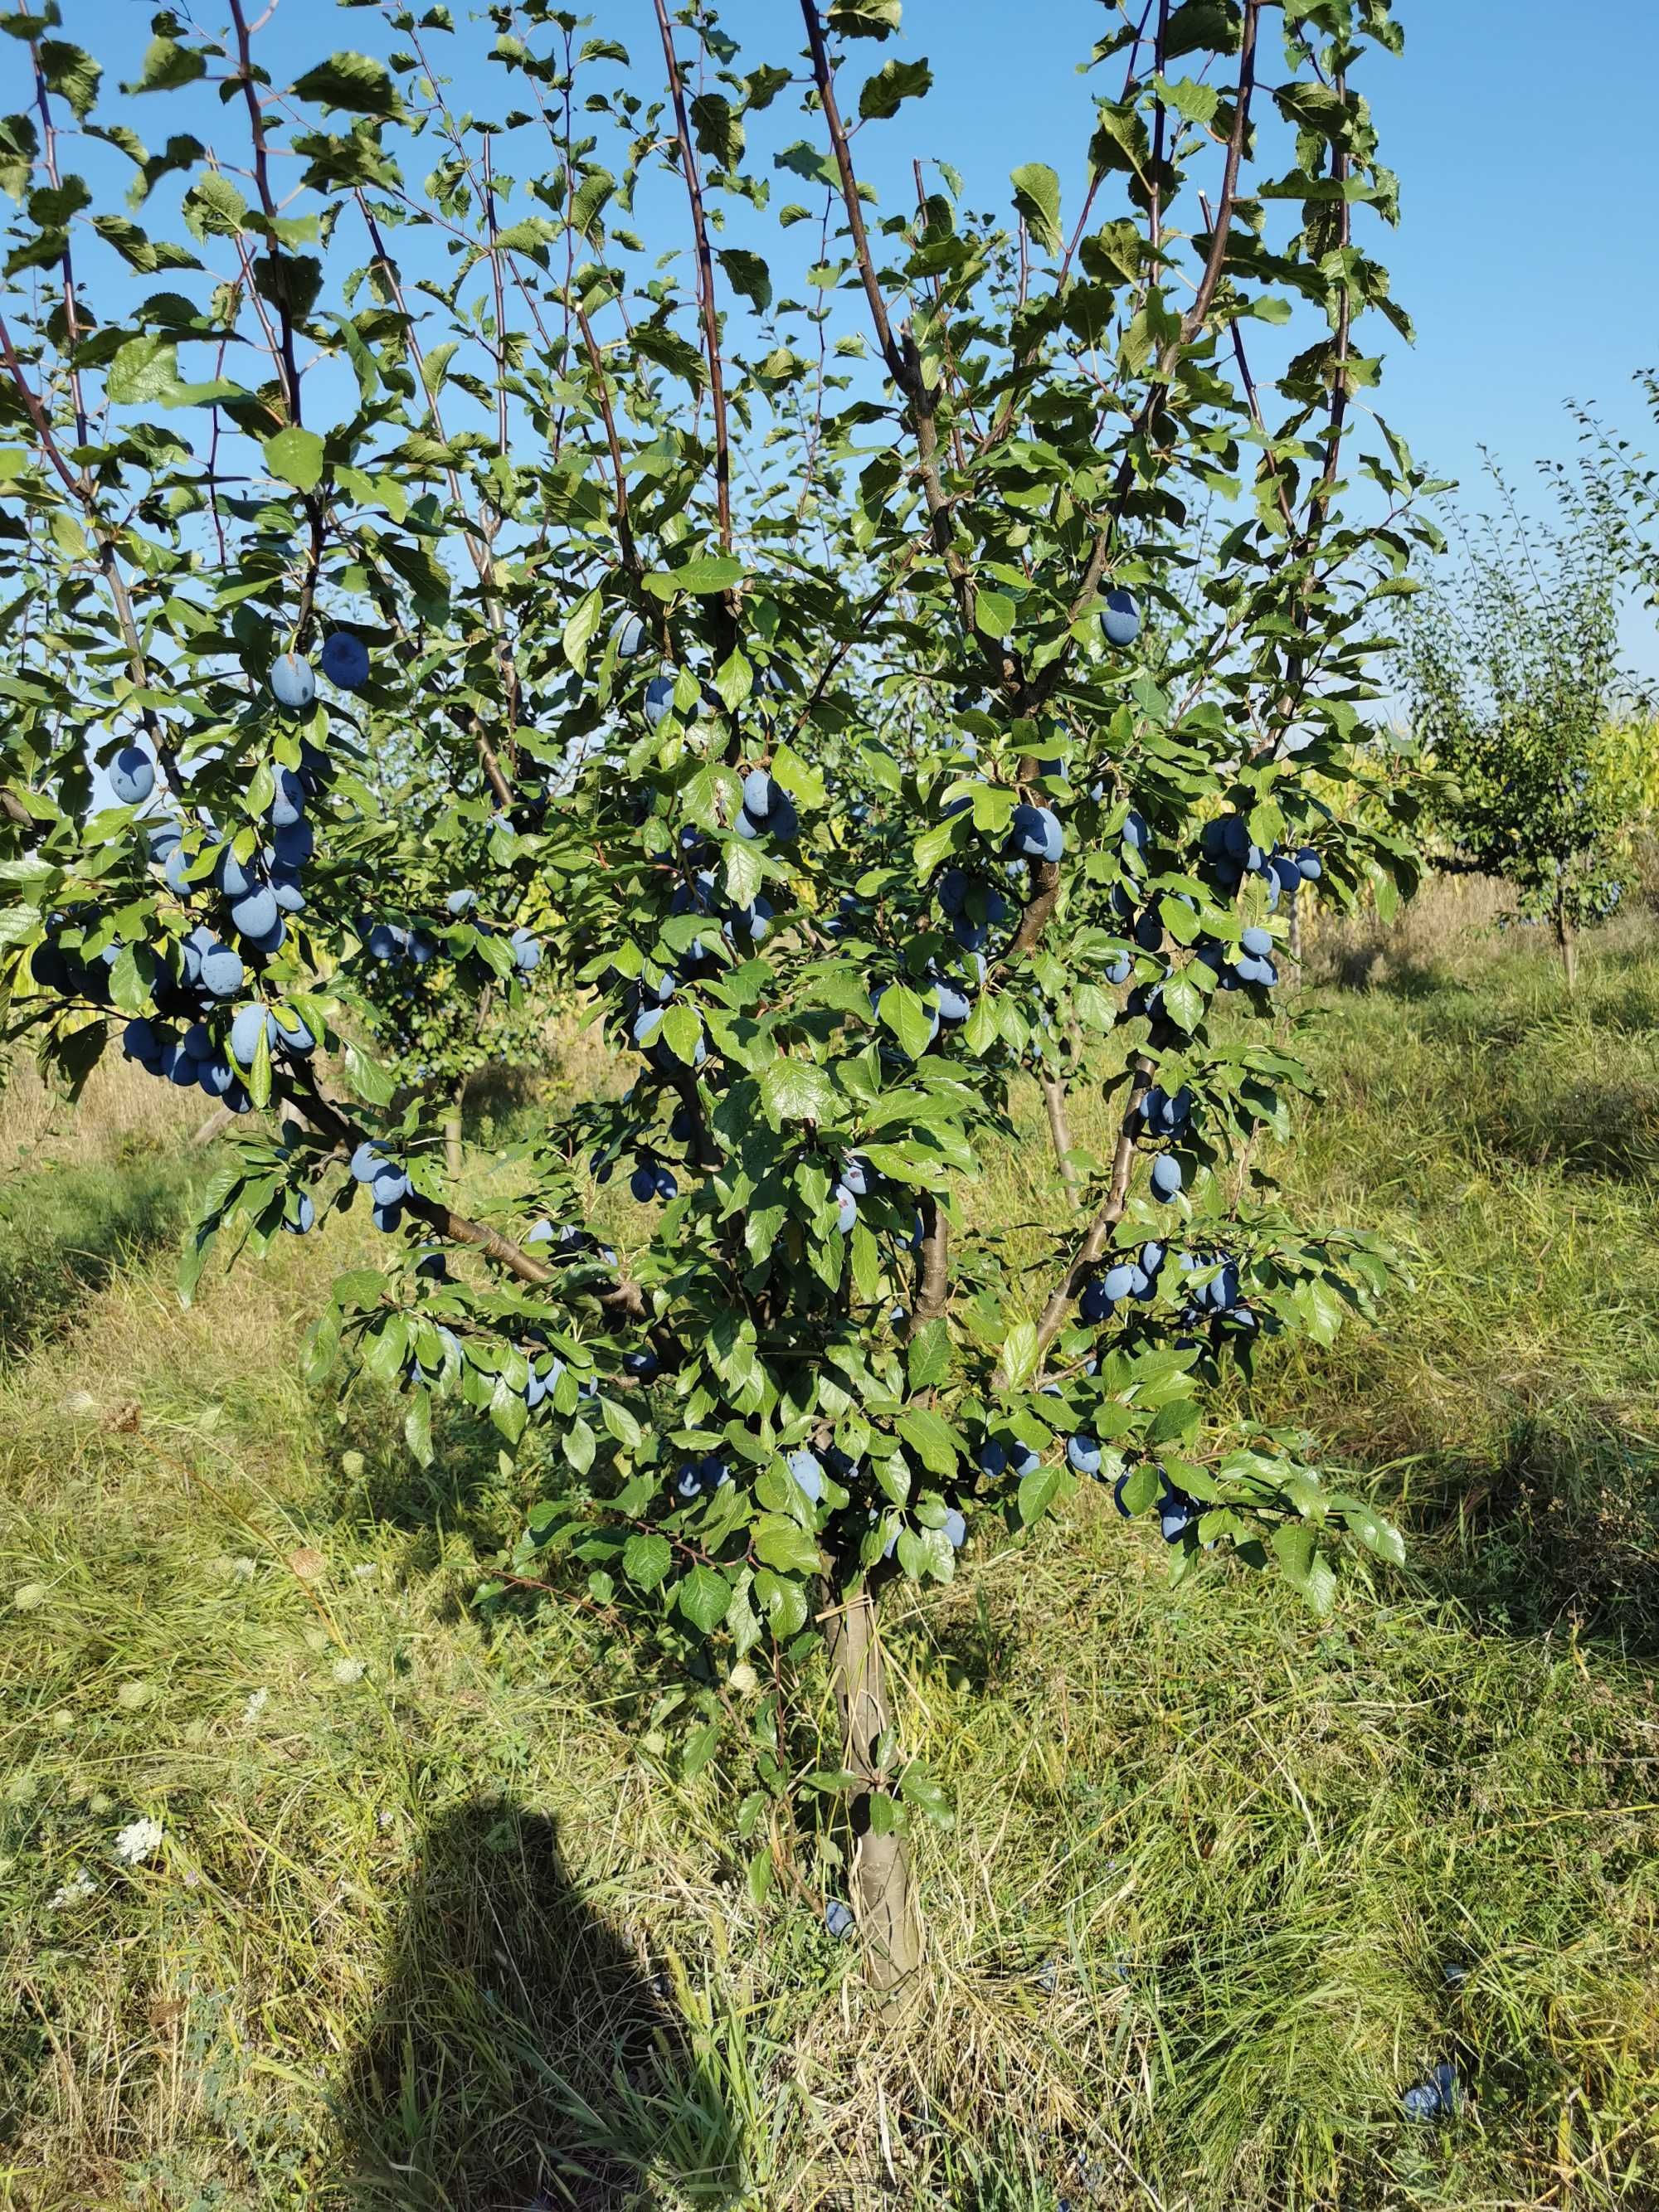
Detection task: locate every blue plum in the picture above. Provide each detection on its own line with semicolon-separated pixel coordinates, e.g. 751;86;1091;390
1150;1155;1184;1201
787;1449;825;1505
199;941;244;999
230;887;280;941
270;653;315;711
1008;802;1063;864
110;746;155;805
319;631;370;690
1103;587;1142;647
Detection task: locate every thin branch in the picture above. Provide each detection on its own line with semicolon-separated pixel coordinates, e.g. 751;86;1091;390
652;0;734;556
795;2;907;386
281;1064;649;1315
1012;1054;1157;1382
1061;0;1262;629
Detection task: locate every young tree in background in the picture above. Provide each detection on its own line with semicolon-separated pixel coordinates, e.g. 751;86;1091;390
0;0;1432;1985
1401;467;1632;989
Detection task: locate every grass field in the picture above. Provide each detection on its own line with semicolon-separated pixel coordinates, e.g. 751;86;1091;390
2;903;1657;2210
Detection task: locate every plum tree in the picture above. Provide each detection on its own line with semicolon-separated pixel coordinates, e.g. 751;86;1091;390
0;0;1430;1990
1401;460;1635;989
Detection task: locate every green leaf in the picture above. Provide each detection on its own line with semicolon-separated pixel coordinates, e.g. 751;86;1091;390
754;1515;821;1575
755;1568;808;1639
40;41;100;119
1017;1457;1063;1526
896;1405;958;1477
679;1563;732;1634
182;173;248;241
404;1388;434;1468
1271;1524;1338;1615
747;1846;773;1907
859;57;933;120
49;510;86;562
622;1532;672;1590
1010;162;1063;254
126;36;205;94
975;587;1016;640
1000;1320;1039;1389
645;553;745;598
898;1758;955;1828
906;1318;952;1393
343;1040;395;1106
878;981;934;1061
714;647;753;712
292;51;402;118
599;1395;644;1451
717;247;771;312
681;1720;721;1780
105;335;182;406
769;741;825;808
562;585;603;672
1161;972;1204;1033
1117;1460;1161;1515
759;1057;834;1125
264;426;326;493
660;1002;703;1066
723;838;764;909
828;0;903;37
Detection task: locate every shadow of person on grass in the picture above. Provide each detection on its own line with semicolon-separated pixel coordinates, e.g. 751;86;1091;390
337;1798;743;2211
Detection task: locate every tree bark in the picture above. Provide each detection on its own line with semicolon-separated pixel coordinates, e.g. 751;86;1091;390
1554;903;1578;994
1037;1065;1082;1211
190;1104;235;1148
444;1083;465;1178
824;1580;922;1991
1286;886;1303;985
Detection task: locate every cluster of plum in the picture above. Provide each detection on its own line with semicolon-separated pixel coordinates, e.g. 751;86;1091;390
784;1444;969;1555
1198;810;1322;907
348;1137;416;1233
56;642;365;1112
1175;1250;1257;1339
936;866;1009;954
361;910;542;980
28;910;121;1005
1080;1237;1168;1321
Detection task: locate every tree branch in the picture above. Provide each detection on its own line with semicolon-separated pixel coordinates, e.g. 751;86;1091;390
653;0;734;557
1008;1054;1157;1383
796;2;907;387
280;1065;649;1316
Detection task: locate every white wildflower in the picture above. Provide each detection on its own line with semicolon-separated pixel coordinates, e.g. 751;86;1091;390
243;1689;269;1723
333;1657;366;1685
49;1869;95;1908
114;1816;164;1865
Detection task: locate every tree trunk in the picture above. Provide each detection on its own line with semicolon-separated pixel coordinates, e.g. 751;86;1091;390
824;1580;922;1990
1287;885;1303;984
443;1084;465;1177
1554;904;1578;994
190;1103;235;1148
1037;1066;1081;1212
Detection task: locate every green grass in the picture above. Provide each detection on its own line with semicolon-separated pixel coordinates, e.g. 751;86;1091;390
2;930;1657;2209
0;1150;194;1359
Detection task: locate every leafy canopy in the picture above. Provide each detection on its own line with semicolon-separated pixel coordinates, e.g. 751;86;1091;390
0;0;1431;1826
